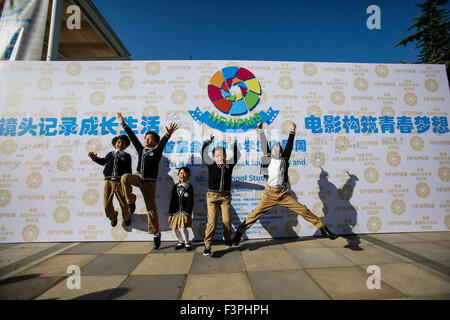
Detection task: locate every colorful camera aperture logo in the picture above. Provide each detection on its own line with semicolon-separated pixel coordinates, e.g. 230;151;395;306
189;65;279;133
208;67;261;116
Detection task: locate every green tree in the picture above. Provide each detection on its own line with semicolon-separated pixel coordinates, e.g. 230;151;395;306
394;0;450;80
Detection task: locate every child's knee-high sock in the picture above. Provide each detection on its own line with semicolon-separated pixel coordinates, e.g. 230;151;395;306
173;228;183;243
182;228;190;244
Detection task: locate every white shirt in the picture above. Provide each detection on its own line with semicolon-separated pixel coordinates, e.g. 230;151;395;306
267;158;285;187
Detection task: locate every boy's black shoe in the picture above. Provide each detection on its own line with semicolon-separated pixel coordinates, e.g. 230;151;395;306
124;219;131;227
153;234;161;249
129;202;136;214
224;239;232;248
203;247;211;256
175;242;185;250
320;226;338;240
185;242;192;251
233;231;242;246
111;219;118;227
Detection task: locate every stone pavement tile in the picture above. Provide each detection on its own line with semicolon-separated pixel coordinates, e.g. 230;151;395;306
181;272;254;300
36;275;127;300
332;245;405;265
18;255;98;276
0;275;65;300
237;239;285;251
81;254;146;275
281;238;326;249
435;241;450;249
365;233;423;244
392;242;450;262
105;242;153;254
0;243;19;251
305;266;406;300
287;248;354;268
190;251;246;274
242;249;301;272
405;232;450;242
439;260;450;267
110;274;186;300
0;243;60;268
361;263;450;298
60;242;118;255
132;253;194;275
247;269;330;300
317;235;370;248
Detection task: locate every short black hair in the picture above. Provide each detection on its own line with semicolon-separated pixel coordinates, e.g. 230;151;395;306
178;166;190;176
145;131;160;143
212;146;226;155
111;134;130;147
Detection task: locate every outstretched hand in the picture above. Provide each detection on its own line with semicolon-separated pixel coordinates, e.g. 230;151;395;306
209;133;215;141
290;122;296;132
88;152;97;159
166;123;179;136
257;122;263;130
117;113;125;125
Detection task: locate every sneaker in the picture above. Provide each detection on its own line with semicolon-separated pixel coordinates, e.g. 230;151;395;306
185;242;192;251
175;242;185;250
320;226;338;240
224;239;232;247
153;234;161;249
233;231;242;246
124;218;131;227
129;202;136;214
111;219;117;227
203;247;211;256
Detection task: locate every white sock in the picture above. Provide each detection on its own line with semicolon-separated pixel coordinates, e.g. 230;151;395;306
173;229;183;243
182;228;190;244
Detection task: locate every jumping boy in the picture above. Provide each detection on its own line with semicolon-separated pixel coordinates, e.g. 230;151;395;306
201;134;241;256
233;121;337;245
117;112;178;249
88;134;133;227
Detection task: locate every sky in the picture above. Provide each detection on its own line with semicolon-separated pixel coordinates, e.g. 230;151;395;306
92;0;448;64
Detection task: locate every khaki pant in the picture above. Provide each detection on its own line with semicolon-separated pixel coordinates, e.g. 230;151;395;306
103;180;130;222
121;174;159;234
237;186;324;234
204;191;232;247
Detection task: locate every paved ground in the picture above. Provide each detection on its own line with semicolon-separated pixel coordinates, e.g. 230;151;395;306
0;232;449;300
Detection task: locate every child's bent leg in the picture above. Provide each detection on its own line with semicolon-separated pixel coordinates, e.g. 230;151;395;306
120;174;139;205
114;181;130;221
103;181;118;222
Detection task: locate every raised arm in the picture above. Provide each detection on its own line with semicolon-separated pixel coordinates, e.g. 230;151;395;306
117;113;143;153
257;122;269;156
89;152;107;166
201;134;214;165
283;122;296;161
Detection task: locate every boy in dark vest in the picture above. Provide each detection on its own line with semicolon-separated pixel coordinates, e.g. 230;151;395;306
201;134;241;256
233;121;337;246
88;134;133;227
117;112;178;249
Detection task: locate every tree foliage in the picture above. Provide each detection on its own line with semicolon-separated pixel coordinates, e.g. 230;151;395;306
394;0;450;80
